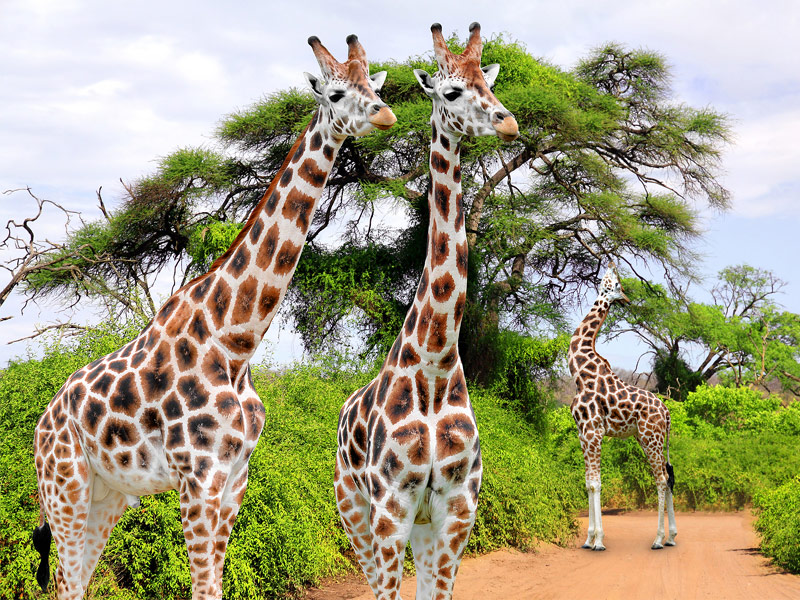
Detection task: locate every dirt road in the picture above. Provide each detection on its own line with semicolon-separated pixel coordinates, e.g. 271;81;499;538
305;511;800;599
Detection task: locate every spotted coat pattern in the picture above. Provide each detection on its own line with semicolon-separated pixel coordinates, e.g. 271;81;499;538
32;35;395;600
334;23;518;600
568;266;677;551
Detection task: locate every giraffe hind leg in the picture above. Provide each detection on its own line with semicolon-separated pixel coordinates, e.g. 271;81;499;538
409;522;435;598
665;464;678;546
80;486;129;590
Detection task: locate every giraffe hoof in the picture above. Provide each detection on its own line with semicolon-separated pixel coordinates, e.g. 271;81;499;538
665;540;676;547
592;545;606;552
651;543;664;550
581;543;593;549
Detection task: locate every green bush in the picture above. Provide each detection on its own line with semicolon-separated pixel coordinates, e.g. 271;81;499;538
754;476;800;574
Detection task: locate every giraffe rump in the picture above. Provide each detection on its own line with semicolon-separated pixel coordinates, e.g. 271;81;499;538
32;518;52;593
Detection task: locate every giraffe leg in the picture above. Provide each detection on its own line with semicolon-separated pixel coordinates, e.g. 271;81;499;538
80;484;129;589
212;464;250;595
409;521;435;598
179;473;227;600
366;498;415;600
665;484;678;545
423;485;480;599
640;435;669;550
579;433;605;551
334;457;380;595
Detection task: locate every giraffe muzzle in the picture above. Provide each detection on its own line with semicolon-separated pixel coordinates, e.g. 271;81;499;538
494;115;519;142
369;105;397;130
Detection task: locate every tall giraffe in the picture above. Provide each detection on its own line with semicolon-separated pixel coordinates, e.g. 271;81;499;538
334;23;518;600
31;35;395;600
568;264;677;551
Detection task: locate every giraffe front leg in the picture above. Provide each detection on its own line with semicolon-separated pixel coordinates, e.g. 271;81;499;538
579;433;605;551
179;472;226;600
212;464;251;595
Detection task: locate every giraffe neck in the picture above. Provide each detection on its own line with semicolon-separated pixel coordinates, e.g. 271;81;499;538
159;108;343;363
395;121;468;372
568;296;611;375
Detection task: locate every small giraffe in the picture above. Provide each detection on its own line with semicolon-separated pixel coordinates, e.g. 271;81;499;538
568;263;677;551
334;22;518;600
31;35;395;600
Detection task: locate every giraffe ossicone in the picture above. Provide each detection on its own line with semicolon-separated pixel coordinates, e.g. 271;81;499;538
568;264;677;551
31;34;395;600
334;22;518;600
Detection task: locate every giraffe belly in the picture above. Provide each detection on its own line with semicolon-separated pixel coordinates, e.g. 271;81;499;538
85;439;177;497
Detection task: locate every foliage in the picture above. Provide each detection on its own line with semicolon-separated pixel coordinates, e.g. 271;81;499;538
483;332;569;433
608;265;799;397
754;476;800;574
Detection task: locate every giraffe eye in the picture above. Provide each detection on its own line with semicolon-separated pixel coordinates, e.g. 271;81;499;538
329;91;345;103
443;89;462;101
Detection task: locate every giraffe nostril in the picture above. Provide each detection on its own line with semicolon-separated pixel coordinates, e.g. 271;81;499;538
371;104;382;114
494;112;506;122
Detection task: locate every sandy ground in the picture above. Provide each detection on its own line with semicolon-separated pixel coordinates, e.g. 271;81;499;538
304;511;800;599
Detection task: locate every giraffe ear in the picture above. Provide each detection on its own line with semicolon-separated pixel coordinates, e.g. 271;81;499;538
304;72;325;103
414;68;436;97
481;64;500;87
369;71;387;92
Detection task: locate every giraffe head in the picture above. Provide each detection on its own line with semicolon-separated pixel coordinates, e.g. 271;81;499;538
304;34;396;138
413;22;518;141
599;262;630;305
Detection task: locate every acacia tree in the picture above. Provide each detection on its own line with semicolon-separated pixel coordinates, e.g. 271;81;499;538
13;34;731;381
607;265;800;398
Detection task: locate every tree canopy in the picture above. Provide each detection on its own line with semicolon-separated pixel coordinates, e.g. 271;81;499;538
10;33;733;381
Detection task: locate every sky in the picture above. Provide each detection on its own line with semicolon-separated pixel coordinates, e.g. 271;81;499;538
1;0;799;370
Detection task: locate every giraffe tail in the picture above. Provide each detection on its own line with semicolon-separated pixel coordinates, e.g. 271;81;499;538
32;507;52;593
665;413;675;493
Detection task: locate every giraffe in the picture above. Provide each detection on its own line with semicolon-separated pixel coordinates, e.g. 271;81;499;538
31;35;395;600
334;22;518;600
568;263;677;551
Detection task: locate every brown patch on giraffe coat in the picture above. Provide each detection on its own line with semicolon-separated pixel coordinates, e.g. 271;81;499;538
91;372;114;396
264;190;281;217
141;341;172;397
447;494;471;519
279;167;294;188
156;297;179;326
431;226;450;267
434;183;451;218
431;151;450;174
448;367;468;407
438;344;458;371
440;457;469;484
231;276;258;325
202;347;229;387
257;284;282;320
189;311;210;344
249;218;264;244
208;279;232;329
431;273;455;303
178;375;210;409
417;300;433;347
187;414;219;450
399;343;421;368
299;158;327;187
282;187;315;233
110;373;140;417
140;407;162;433
163;393;183;420
386;376;414;424
404;305;418;336
416;268;429;301
256;223;280;269
374;515;397;538
220;331;256;355
190;277;212;302
175;337;197;370
274;240;302;276
381;449;404;480
435;414;475;460
453;292;466;330
392;420;430;465
370;417;387;464
377;372;393;408
101;417;140;448
455;241;468;278
348;442;365;470
414;371;429;415
227;245;251;279
447;520;471;553
309;131;323;151
83;400;106;435
433;376;448;414
427;312;449;353
352;422;368;452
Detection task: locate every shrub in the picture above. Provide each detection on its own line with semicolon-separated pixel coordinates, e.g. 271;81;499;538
754;476;800;574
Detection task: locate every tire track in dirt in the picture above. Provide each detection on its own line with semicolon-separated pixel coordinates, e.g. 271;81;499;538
304;511;800;599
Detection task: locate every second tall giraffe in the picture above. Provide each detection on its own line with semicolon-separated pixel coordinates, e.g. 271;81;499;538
334;23;518;600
